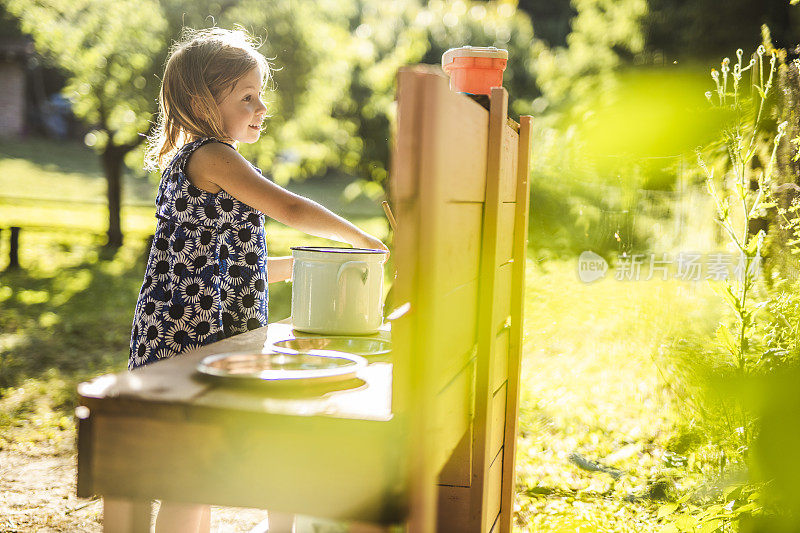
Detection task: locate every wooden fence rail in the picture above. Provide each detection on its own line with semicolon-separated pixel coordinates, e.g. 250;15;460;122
0;225;154;271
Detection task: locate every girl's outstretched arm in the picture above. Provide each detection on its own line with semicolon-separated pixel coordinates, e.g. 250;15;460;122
186;142;387;251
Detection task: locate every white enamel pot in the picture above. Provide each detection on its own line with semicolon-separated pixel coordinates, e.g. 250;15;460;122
290;246;388;335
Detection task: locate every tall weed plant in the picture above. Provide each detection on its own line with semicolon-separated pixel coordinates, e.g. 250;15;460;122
700;45;787;375
741;55;800;531
656;44;791;531
671;45;787;460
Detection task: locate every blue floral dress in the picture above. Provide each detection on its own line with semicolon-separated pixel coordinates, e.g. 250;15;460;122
129;138;268;369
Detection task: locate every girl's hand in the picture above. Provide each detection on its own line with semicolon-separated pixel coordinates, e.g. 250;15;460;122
355;232;389;252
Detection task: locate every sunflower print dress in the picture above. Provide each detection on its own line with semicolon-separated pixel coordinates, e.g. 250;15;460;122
129;138;268;369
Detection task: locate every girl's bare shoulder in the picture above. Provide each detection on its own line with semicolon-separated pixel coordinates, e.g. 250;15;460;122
185;140;242;193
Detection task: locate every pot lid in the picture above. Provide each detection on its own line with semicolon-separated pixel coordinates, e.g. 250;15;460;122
290;246;387;254
442;46;508;68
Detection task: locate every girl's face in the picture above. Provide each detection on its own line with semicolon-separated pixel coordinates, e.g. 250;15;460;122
216;67;267;144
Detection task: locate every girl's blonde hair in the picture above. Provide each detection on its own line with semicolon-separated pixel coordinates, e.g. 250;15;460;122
145;27;270;171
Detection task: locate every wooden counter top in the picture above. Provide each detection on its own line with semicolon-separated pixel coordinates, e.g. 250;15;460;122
78;322;393;422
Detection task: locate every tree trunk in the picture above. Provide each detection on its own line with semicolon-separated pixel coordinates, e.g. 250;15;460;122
101;141;139;248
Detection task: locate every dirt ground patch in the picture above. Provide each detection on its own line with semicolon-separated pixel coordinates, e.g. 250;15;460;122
0;446;272;532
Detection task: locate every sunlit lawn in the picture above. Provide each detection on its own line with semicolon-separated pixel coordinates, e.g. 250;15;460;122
515;259;724;531
0;139;724;530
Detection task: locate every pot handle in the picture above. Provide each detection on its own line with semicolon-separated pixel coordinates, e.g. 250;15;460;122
337;260;369;284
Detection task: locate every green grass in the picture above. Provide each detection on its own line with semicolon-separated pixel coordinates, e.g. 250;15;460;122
514;261;724;531
0;138;729;530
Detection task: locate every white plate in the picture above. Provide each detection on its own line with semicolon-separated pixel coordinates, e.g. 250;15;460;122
196;351;367;385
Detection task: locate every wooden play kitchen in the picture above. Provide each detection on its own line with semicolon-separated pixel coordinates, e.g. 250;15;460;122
76;65;532;532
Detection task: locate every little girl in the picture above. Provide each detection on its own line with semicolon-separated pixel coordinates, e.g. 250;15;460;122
125;26;386;532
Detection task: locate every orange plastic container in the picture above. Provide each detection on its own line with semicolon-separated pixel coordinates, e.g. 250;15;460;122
441;46;508;95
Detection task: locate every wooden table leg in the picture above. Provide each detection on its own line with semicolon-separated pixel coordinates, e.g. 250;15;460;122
103;498;151;533
199;504;210;533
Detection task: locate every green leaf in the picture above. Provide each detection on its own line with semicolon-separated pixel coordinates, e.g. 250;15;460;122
675;514;698;530
698;519;723;533
657;502;680;519
745;235;763;255
733;501;759;515
723;485;743;501
716;324;737;355
710;282;739;310
659;524;679;533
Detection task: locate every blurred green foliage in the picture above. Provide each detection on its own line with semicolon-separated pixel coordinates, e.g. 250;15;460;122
578;70;730;160
4;0;798;252
643;0;800;63
4;0;165;149
533;0;647;120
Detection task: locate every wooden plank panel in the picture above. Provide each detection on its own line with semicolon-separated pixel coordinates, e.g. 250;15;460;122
427;90;489;204
492;327;510;395
494;261;513;333
390;195;418;414
483;448;504;532
429;280;479;392
441;102;491;202
392;69;493;533
471;86;509;531
438;420;472;487
430;359;474;479
499;124;519;203
406;68;451;533
496;202;516;268
499;115;534;533
391;67;424;203
392;70;489;204
90;413;405;524
389;311;413;414
432;202;483;296
489;382;508;465
437;485;471;533
489;512;501;533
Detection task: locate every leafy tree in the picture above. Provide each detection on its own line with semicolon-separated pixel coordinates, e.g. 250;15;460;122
517;0;574;48
534;0;648;119
326;0;540;196
240;0;540;195
5;0;543;233
328;0;429;193
643;0;800;64
0;4;25;40
223;0;362;184
4;0;167;246
420;0;539;116
3;0;331;245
